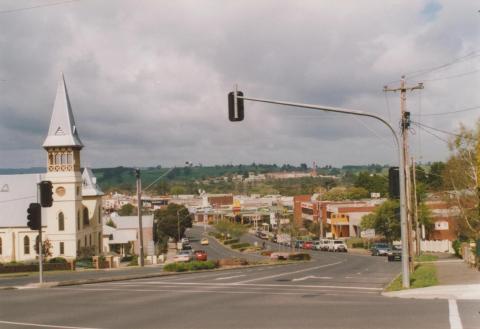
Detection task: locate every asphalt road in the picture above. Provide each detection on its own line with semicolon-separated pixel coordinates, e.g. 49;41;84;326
1;244;478;329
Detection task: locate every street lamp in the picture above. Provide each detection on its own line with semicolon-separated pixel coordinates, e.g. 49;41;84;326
228;89;410;288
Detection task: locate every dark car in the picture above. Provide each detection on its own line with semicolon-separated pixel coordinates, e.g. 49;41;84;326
371;243;390;256
295;240;304;249
194;250;207;261
387;245;402;262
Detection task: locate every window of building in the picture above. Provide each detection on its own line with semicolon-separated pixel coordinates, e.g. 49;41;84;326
84;236;87;247
55;153;61;164
35;236;40;254
77;239;80;250
77;211;81;230
24;236;30;255
0;237;2;255
67;153;73;164
83;208;89;226
58;212;65;231
60;242;65;255
89;234;91;246
98;232;102;253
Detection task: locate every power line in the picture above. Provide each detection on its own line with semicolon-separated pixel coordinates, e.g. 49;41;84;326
406;51;480;79
413;105;480;117
420;68;480;82
0;0;79;15
414;124;450;144
412;121;460;137
0;195;35;203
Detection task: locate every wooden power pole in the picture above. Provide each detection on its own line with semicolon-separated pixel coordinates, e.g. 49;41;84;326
384;76;423;272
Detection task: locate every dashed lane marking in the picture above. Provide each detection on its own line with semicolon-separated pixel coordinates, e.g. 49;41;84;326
214;275;246;280
0;320;103;329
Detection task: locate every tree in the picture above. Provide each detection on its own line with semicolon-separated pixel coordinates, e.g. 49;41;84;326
118;203;136;216
34;238;53;258
360;200;400;242
443;121;480;240
214;220;248;239
354;172;388;196
154;204;192;243
427;162;445;191
105;218;117;228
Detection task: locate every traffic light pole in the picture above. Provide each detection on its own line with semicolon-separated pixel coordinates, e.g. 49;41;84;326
36;183;43;284
233;94;410;288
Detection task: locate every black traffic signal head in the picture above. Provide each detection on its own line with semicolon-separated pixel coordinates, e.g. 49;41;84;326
27;203;41;230
39;181;53;207
388;167;400;199
228;90;244;121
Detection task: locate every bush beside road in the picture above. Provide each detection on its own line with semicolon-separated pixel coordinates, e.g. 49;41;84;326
386;263;438;291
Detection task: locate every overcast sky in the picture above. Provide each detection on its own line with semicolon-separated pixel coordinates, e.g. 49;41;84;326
0;0;478;169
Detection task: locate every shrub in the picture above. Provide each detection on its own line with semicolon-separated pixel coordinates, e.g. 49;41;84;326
452;240;462;257
231;242;250;249
224;239;240;245
218;258;248;266
163;260;217;272
128;255;139;267
288;253;311;261
260;251;272;256
49;257;67;264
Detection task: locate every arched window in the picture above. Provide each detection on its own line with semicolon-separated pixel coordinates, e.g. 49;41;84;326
24;236;30;255
77;211;81;230
84;236;87;247
83;208;89;226
58;212;65;231
59;242;65;255
61;153;67;165
89;234;91;246
0;237;2;255
55;153;61;165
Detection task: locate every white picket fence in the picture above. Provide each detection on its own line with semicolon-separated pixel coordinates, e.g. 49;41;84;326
420;239;454;253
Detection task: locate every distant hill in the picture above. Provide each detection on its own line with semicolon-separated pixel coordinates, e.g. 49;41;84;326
0;167;46;175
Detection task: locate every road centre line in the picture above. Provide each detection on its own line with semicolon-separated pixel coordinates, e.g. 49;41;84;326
59;287;377;296
101;281;382;291
232;260;345;284
448;299;463;329
214;275;246;280
0;320;102;329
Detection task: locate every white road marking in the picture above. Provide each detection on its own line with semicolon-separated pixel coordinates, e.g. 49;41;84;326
448;299;463;329
0;320;102;329
214;274;246;280
292;276;332;282
96;281;381;291
60;287;377;295
232;260;344;284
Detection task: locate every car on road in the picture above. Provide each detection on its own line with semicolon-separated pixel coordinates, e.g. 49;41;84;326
181;237;190;244
371;243;391;256
194;250;208;261
320;239;330;251
174;250;194;262
259;232;269;240
303;241;313;250
328;239;348;252
200;238;209;245
295;240;304;249
387;245;402;261
182;244;193;252
313;240;321;250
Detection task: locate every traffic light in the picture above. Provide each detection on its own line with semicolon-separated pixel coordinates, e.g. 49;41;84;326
27;203;41;230
389;167;400;199
39;181;53;207
228;91;244;121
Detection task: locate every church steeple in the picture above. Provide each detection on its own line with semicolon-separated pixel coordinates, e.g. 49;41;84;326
43;73;83;149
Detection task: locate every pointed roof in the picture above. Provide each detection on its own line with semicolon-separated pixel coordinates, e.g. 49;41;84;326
82;167;104;196
43;73;83;148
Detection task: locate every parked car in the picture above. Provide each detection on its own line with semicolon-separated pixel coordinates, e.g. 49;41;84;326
303;241;313;250
295;240;304;249
182;244;193;251
387;245;402;262
320;239;330;251
328;240;348;252
194;250;208;261
200;238;209;245
174;250;194;262
371;243;391;256
313;240;321;250
259;232;269;240
181;237;190;244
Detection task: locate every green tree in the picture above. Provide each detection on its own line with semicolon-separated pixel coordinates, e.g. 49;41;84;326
360;200;400;242
427;162;445;191
214;220;248;239
154;204;192;243
118;203;136;216
354;172;388;196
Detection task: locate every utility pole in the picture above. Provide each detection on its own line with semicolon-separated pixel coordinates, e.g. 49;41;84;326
412;157;421;256
135;169;145;267
384;76;423;272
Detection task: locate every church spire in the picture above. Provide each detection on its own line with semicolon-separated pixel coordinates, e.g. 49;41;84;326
43;73;83;149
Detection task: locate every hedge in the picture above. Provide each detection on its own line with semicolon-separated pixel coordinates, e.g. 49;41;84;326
231;242;250;249
288;253;311;261
163;260;218;272
224;239;240;245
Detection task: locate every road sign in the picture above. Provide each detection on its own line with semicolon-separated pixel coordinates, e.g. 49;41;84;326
361;229;375;239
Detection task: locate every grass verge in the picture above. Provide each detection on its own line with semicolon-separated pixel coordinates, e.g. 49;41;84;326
414;253;439;262
163;260;218;272
386;263;438;291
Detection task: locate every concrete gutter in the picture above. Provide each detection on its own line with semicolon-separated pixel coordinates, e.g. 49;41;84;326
1;260;307;290
382;284;480;300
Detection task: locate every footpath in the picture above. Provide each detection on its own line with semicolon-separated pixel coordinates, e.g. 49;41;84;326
0;264;164;289
383;255;480;300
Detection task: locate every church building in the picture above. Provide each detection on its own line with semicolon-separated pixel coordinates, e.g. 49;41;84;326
0;74;103;262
